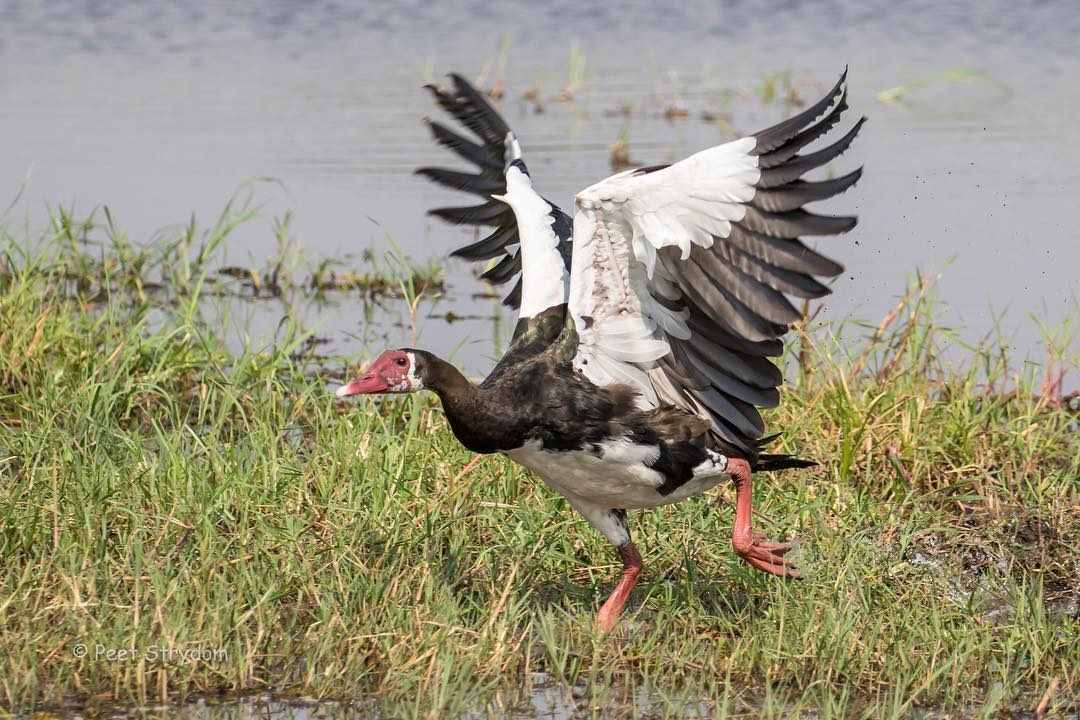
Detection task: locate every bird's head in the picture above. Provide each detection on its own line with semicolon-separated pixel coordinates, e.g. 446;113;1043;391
336;349;426;396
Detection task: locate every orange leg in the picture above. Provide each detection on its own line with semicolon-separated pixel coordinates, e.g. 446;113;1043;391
595;542;643;631
728;458;801;578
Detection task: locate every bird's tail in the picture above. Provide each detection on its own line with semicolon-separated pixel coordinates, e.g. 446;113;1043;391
752;453;817;473
750;433;817;472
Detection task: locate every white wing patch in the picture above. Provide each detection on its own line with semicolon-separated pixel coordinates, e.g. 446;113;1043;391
568;137;761;407
496;164;569;318
405;351;424;391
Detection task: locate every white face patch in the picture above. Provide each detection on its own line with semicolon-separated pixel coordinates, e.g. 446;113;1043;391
405;351;424;391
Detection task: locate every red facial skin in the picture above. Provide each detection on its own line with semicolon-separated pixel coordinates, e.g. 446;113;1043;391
336;350;413;396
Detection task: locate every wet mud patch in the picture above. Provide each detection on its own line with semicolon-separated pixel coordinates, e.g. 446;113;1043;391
901;507;1080;625
19;695;368;720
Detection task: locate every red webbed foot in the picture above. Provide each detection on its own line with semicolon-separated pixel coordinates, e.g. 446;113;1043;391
727;457;802;579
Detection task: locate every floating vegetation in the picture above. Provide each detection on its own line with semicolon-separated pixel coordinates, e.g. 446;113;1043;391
876;67;1010;104
473;29;515;100
0;189;444;310
608;123;637;171
555;39;587;102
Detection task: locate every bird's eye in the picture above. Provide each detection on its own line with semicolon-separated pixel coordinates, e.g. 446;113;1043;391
396;357;407;367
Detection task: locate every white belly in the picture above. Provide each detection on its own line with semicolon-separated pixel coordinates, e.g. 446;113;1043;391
505;438;729;510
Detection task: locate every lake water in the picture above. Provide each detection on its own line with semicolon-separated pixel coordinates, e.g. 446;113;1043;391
2;0;1078;377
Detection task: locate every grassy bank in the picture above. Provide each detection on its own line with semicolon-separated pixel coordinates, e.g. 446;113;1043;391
1;210;1077;719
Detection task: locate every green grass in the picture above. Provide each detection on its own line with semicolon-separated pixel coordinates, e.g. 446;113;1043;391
1;209;1077;719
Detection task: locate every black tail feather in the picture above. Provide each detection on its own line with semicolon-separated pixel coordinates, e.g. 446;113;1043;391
752;452;817;472
749;433;816;471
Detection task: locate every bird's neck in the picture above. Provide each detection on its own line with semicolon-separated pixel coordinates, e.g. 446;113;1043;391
421;353;479;406
421;353;519;455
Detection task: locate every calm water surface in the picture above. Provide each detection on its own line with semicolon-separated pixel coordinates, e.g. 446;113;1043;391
2;0;1078;376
